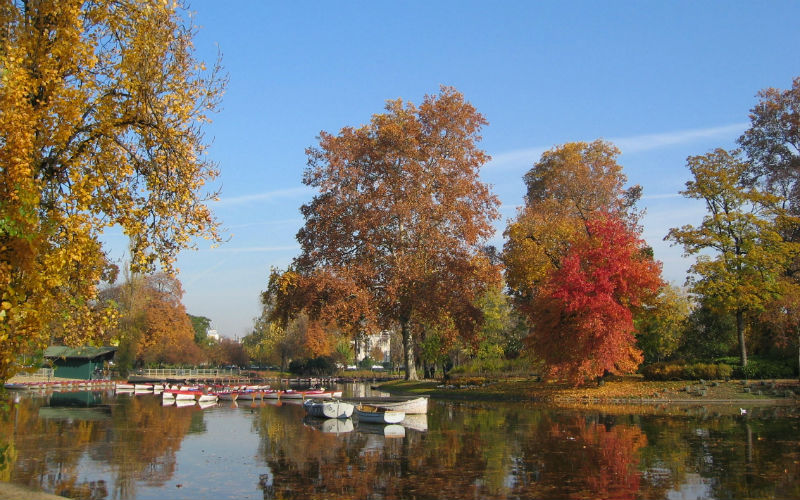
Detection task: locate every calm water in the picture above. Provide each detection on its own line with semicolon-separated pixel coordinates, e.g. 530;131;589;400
1;384;799;500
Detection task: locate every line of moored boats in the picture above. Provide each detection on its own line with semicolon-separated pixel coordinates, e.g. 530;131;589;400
114;382;345;406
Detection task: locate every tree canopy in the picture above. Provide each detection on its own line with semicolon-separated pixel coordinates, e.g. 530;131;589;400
278;86;501;379
530;214;662;384
0;0;224;381
504;140;642;307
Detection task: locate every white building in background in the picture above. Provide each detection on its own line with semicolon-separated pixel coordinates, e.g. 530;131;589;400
354;330;391;362
207;329;220;342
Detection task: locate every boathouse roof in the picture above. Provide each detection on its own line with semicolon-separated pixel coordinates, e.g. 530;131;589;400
44;346;117;360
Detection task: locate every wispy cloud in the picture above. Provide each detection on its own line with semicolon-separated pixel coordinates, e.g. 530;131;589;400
216;186;314;207
487;147;548;170
487;122;748;171
227;218;304;229
611;122;748;154
641;193;683;200
206;245;301;254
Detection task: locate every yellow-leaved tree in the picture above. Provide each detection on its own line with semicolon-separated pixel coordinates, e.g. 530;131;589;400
0;0;224;382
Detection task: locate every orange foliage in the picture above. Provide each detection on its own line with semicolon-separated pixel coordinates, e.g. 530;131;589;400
276;87;501;379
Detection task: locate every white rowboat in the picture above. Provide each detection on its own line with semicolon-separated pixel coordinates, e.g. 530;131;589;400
354;404;405;424
303;399;354;419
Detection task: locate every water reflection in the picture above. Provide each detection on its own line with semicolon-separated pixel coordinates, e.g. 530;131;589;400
1;388;798;500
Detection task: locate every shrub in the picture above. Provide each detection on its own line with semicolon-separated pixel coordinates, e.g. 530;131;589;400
641;362;732;381
729;358;795;379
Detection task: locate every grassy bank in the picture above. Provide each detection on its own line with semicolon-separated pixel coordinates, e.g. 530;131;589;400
377;375;800;406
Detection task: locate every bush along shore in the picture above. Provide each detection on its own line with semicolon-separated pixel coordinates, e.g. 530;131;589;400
376;375;800;407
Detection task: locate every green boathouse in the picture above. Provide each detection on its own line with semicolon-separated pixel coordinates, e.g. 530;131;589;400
44;346;117;380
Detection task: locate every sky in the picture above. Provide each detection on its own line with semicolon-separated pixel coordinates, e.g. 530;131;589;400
105;1;800;338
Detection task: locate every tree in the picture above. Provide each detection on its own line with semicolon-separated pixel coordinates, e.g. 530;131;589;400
103;272;204;368
188;315;212;346
636;284;693;363
287;87;501;380
529;215;662;384
0;0;224;382
504;140;642;314
666;149;800;367
474;284;527;361
758;280;800;379
739;77;800;216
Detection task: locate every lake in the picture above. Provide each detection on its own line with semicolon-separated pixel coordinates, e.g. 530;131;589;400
1;384;799;499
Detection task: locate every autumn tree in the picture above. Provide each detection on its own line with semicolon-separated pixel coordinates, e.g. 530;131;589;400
0;0;224;381
503;141;654;382
207;337;248;367
504;140;641;313
739;77;800;216
758;280;800;379
667;149;800;367
530;215;662;384
102;272;204;369
284;87;500;380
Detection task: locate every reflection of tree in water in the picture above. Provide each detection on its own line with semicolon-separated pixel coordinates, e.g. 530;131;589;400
638;407;800;500
3;394;199;499
252;403;650;500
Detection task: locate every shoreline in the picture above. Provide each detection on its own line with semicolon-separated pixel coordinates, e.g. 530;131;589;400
0;482;68;500
375;377;800;408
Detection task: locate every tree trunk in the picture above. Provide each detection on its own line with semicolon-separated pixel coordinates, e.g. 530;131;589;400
737;308;747;368
401;318;417;380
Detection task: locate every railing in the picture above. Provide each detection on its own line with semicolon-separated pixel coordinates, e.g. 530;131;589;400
135;368;242;378
30;367;55;380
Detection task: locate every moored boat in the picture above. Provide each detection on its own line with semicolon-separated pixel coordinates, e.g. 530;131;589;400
236;390;262;400
346;396;428;415
303;399;354;419
282;389;342;400
354;404;405;424
162;389;201;401
217;391;239;401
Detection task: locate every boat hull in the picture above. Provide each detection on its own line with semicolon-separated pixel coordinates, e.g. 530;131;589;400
304;400;354;419
355;405;405;424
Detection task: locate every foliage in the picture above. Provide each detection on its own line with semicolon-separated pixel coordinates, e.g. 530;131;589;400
331;338;355;366
715;356;798;379
676;301;738;361
666;148;800;367
739;76;800;215
102;272;204;370
447;357;534;377
640;362;733;381
503;140;642;309
0;0;224;382
357;356;377;370
288;356;337;376
636;284;693;363
206;337;248;367
188;315;212;346
474;285;526;360
278;86;501;380
529;215;663;385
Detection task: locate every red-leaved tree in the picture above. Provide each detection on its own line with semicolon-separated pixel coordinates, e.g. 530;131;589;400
529;214;663;384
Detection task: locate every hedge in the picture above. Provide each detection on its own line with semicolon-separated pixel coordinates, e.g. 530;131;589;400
641;362;732;381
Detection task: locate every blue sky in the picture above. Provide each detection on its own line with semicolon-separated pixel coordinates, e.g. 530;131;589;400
105;1;800;338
